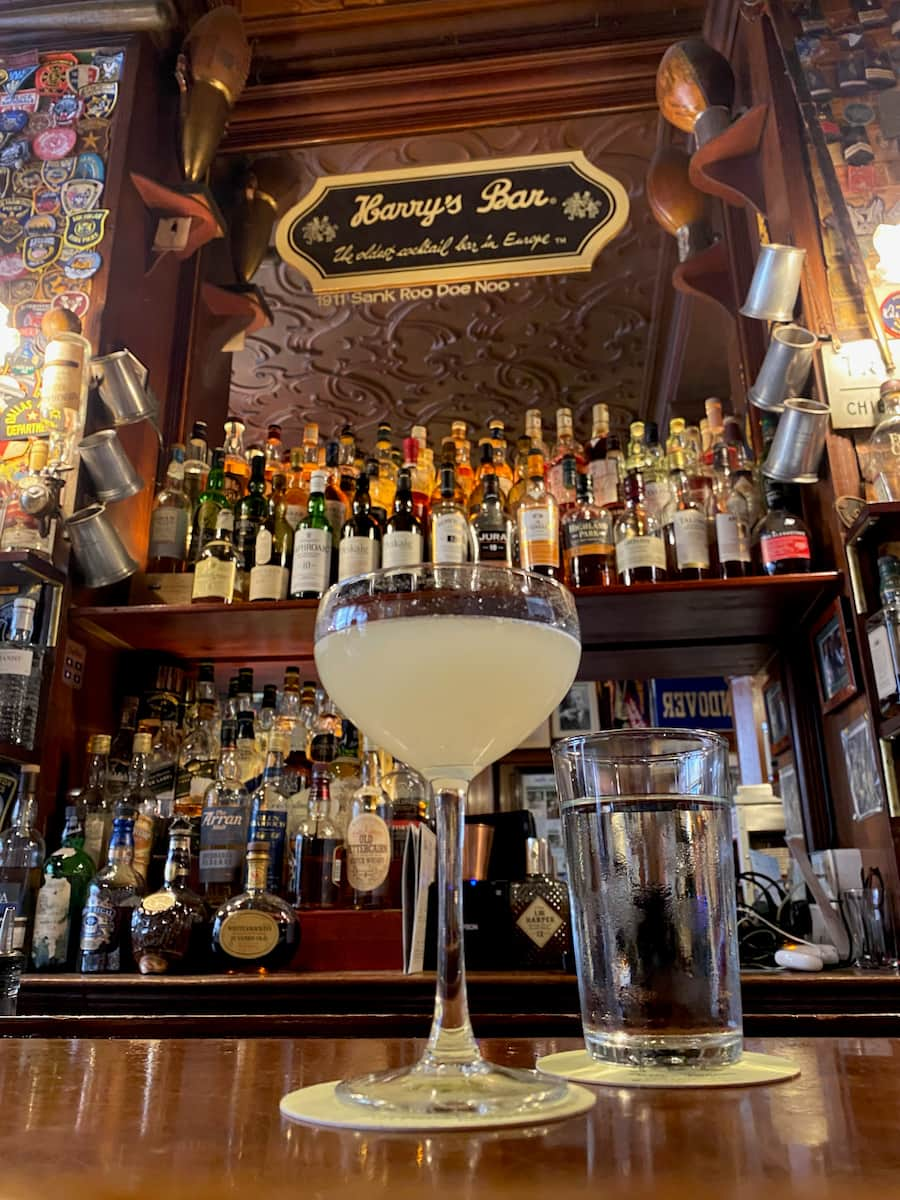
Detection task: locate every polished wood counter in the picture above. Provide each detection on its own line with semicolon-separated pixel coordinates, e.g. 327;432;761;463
3;1036;899;1198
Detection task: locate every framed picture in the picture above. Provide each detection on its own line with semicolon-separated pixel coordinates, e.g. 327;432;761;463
520;771;566;877
763;679;790;755
777;761;804;842
841;712;885;822
551;682;600;739
811;599;857;714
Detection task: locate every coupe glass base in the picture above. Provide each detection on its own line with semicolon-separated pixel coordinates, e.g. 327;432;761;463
334;1058;570;1116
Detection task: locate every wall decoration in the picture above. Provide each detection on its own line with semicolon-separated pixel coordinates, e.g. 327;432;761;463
550;682;599;739
763;678;790;755
811;597;858;712
841;710;885;821
777;760;804;842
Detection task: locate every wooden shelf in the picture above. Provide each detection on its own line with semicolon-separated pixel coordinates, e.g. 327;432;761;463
71;573;842;680
689;104;769;214
498;748;553;767
672;239;736;319
845;501;900;549
0;550;66;589
0;740;39;766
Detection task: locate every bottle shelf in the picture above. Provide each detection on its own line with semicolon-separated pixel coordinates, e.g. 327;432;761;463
845;501;900;549
0;550;66;589
70;573;843;680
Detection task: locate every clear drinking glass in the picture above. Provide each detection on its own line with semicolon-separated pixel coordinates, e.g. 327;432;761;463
842;888;899;968
552;729;742;1068
314;564;581;1115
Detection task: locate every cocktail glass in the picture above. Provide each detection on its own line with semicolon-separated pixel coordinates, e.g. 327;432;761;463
314;564;581;1116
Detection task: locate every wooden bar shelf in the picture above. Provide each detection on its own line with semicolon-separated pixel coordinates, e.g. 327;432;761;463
672;239;737;318
69;573;842;679
689;103;769;214
845;501;900;549
0;550;66;589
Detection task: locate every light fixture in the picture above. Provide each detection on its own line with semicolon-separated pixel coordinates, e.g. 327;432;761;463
874;223;900;283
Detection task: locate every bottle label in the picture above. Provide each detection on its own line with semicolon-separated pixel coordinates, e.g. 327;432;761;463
431;511;469;564
83;812;105;867
175;763;216;804
475;527;509;562
199;805;247;884
868;623;897;701
31;876;71;967
645;479;671;520
285;504;304;530
248;809;288;892
218;910;280;959
132;812;154;876
0;648;33;678
519;507;559;568
338;535;379;580
148;508;188;560
192;557;236;602
589;459;620;508
760;532;811;567
715;512;750;563
249;564;288;602
382;529;423;569
346;812;392;892
147;764;176;807
216;510;234;536
673;509;710;570
291;528;331;594
615;534;666;573
246;854;268;892
516;895;564;949
324;499;346;545
79;898;117;952
563;517;613;560
141;892;176;913
255;527;273;567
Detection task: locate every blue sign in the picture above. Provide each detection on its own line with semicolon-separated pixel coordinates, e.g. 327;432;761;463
651;677;733;731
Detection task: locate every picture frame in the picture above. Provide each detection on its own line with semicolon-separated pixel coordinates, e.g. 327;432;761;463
519;770;566;877
777;760;804;842
841;712;885;822
550;681;600;739
811;598;857;714
763;679;790;756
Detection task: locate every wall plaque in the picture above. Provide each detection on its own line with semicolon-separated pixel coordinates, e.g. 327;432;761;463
275;151;629;293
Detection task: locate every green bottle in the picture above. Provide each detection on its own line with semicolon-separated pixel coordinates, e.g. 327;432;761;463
234;455;270;587
31;806;96;971
290;470;333;599
189;448;231;565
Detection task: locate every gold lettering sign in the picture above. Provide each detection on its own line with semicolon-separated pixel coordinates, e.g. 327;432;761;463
275;152;629;293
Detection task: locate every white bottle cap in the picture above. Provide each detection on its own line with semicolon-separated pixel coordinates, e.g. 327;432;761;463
310;471;327;492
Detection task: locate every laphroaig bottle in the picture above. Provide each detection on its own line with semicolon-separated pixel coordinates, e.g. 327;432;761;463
147;445;190;574
78;816;145;973
517;450;560;578
382;466;424;568
430;462;470;564
347;737;395;909
31;805;95;971
338;471;381;580
753;482;812;576
0;765;45;952
614;471;667;584
469;472;514;564
290;470;332;598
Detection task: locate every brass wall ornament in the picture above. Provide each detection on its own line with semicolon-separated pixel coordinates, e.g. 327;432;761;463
274;152;630;293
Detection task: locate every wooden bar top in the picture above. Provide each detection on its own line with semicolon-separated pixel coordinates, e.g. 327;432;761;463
3;1035;899;1198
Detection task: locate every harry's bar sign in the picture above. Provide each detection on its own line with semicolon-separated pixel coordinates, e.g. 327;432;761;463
275;152;629;293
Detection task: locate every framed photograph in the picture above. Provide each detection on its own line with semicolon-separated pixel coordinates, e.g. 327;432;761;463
841;712;885;822
777;761;804;842
551;682;600;739
763;679;790;756
520;771;566;877
811;599;857;714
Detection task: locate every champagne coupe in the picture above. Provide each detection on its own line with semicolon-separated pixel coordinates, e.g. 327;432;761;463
314;564;581;1116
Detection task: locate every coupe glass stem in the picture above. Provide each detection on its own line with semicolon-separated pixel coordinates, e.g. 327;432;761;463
421;782;480;1067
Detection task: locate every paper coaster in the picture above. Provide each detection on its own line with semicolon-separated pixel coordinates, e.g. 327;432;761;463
535;1049;800;1089
280;1080;596;1131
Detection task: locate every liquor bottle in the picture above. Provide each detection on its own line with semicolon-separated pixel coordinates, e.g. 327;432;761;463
509;837;571;970
711;444;751;578
866;556;900;714
107;697;139;806
588;423;622;513
147;445;190;574
223;417;250;500
78;816;145;973
854;0;888;26
614;472;667;584
469;471;514;564
449;420;475;499
323;440;351;547
293;765;344;908
191;511;239;604
525;408;550;459
263;423;285;484
283;448;308;531
346;737;395;909
404;436;431;523
338;471;381;580
183;419;210;515
0;765;44;952
383;757;430;824
373;421;398;510
120;732;158;886
130;818;208;974
864;379;900;500
236;711;265;795
547;407;585;503
234;454;269;597
290;470;332;598
256;684;278;760
486;420;515;497
199;720;250;907
249;472;293;602
588;402;608;460
0;595;44;750
174;662;219;821
643;421;671;520
237;667;256;717
430;462;470;564
382;467;424;568
508;435;534;519
211;841;299;972
561;468;615;588
329;717;361;839
468;439;495;514
146;713;179;814
189;448;232;565
517;450;560;579
753;483;812;576
665;451;712;580
81;733;112;869
557;451;579;514
299;422;321;486
338;424;357;473
625;420;648;472
30;805;95;971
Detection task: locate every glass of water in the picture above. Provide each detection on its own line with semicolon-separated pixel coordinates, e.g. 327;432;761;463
552;729;742;1069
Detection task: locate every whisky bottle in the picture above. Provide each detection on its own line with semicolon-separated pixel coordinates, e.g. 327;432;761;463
222;416;250;500
0;765;44;952
293;765;344;908
561;470;615;588
323;440;351;548
509;837;571;970
30;805;95;971
78;816;145;973
234;454;270;597
80;733;111;869
130;818;208;974
118;732;158;887
147;444;190;574
338;470;381;580
248;731;291;896
430;462;470;564
382;467;424;569
189;448;231;565
711;444;751;578
191;510;239;604
347;738;395;909
183;419;210;515
236;711;265;795
249;472;293;602
374;422;399;514
866;556;900;714
289;470;332;599
517;450;561;578
199;720;250;907
547;407;585;504
753;483;812;575
107;697;139;807
263;422;285;485
614;471;667;584
0;595;45;750
174;661;219;821
299;422;322;487
211;841;299;972
469;472;514;564
665;451;712;580
449;420;475;499
283;448;308;531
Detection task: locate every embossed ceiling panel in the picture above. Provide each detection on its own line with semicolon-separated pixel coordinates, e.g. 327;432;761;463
228;112;727;451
